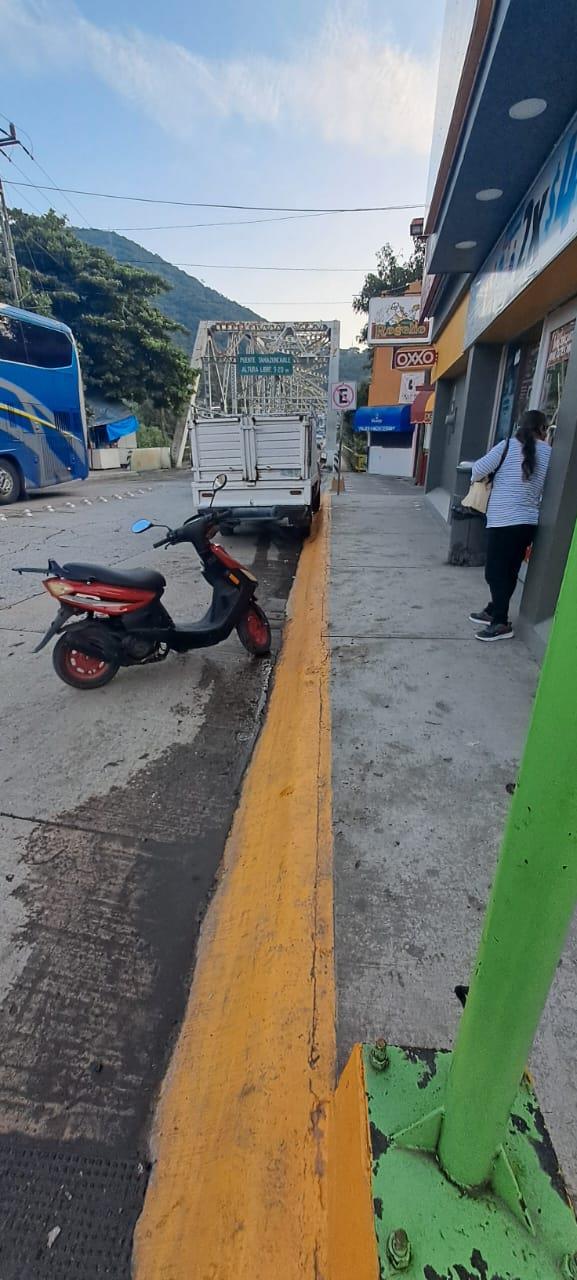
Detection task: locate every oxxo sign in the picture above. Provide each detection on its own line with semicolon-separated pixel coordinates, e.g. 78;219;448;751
392;347;437;370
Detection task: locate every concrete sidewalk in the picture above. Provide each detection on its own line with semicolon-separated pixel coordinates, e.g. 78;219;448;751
329;472;577;1198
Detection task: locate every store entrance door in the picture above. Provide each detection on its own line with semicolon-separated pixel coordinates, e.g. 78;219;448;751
531;299;577;438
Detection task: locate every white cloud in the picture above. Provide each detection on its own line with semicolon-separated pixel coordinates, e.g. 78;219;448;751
0;0;436;156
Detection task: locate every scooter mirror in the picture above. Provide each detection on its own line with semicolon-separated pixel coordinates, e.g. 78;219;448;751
132;519;153;533
213;473;228;491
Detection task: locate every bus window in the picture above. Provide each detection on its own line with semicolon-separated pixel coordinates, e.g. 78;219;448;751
0;313;73;367
21;320;73;368
0;313;27;364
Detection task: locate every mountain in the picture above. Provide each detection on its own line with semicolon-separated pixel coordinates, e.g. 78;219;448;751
74;230;364;379
74;228;263;353
339;346;371;384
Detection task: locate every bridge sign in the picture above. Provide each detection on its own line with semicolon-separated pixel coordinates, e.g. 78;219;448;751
238;353;294;377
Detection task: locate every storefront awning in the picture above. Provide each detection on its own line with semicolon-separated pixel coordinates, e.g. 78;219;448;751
353;405;412;434
411;388;435;425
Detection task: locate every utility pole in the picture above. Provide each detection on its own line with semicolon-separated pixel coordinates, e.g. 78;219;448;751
0;123;22;305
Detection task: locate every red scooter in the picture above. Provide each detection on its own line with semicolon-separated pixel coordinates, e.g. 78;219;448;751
15;475;272;690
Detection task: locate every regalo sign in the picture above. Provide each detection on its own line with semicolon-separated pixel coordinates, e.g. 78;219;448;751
368;295;432;345
467;109;577;345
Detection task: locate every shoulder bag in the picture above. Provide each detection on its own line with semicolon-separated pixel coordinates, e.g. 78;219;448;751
460;438;510;516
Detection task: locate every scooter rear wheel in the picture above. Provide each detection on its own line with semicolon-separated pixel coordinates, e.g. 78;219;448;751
236;603;272;656
53;635;120;689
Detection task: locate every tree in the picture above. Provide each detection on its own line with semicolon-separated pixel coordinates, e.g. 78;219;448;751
1;209;193;417
353;240;425;343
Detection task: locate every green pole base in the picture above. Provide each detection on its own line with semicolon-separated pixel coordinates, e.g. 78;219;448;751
363;1045;577;1279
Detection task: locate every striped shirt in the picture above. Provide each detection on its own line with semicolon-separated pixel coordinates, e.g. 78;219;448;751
471;437;551;529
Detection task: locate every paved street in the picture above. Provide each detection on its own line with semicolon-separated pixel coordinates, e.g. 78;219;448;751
0;471;301;1273
2;472;577;1278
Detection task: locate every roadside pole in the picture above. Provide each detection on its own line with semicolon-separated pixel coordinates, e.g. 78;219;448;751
331;414;344;495
330;513;577;1276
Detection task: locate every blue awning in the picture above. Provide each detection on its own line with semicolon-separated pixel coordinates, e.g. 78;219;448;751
353;404;412;433
104;415;139;442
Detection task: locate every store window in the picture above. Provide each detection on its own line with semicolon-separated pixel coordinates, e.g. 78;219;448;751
539;319;576;426
494;339;541;443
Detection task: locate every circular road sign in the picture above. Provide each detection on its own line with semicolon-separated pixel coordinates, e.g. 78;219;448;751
331;381;357;410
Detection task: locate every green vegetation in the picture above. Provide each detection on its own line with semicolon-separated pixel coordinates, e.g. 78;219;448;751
74;228;262;353
339;346;370;382
2;209;193;417
353;240;425;343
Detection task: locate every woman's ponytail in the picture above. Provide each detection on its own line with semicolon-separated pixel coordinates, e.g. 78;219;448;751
516;410;547;480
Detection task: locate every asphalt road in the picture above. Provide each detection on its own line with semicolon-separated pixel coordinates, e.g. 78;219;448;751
0;470;301;1277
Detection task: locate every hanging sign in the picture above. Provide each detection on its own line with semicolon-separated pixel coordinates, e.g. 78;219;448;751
238;353;294;376
368;295;431;345
392;346;437;369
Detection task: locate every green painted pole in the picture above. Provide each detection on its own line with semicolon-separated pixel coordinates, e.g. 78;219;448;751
439;522;577;1189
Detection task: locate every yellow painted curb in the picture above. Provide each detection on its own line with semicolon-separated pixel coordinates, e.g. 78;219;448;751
328;1046;379;1280
134;499;335;1280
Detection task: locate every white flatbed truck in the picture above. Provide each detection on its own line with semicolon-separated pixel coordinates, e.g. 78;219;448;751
190;412;321;532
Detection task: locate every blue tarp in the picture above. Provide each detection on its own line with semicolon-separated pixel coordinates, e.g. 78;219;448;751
104;414;139;442
353;404;412;433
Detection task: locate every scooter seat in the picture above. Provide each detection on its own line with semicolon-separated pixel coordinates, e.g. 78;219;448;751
62;563;166;592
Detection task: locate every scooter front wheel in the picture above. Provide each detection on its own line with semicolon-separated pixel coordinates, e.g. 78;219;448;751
52;635;120;689
236;603;272;656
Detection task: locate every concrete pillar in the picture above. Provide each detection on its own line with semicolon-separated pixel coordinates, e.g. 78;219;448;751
521;331;577;627
460;343;502;461
426;377;452;491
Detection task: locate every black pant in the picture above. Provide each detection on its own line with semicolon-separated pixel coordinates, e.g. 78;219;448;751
485;525;535;625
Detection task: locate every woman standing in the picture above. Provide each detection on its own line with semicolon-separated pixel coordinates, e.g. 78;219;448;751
469;409;551;641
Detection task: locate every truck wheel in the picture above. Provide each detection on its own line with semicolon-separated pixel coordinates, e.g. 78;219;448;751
312;484;321;513
289;510;312;537
0;459;22;505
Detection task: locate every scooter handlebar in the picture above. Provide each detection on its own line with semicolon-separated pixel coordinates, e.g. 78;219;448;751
153;510;233;550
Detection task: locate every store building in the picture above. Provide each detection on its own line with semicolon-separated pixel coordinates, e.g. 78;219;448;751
423;0;577;655
363;282;437;478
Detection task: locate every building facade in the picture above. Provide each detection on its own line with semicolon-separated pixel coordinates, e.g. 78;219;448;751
423;0;577;655
363;282;436;478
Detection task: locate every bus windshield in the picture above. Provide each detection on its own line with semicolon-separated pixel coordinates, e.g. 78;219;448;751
0;304;89;505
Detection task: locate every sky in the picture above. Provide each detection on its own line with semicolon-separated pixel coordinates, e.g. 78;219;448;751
0;0;445;346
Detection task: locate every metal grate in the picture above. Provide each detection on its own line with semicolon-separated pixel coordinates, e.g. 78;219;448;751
0;1135;149;1279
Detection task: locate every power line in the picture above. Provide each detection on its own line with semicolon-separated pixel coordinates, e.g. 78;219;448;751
0;111;34;157
0;109;90;226
0;123;23;303
1;153;46;217
26;155;89;228
2;181;424;214
112;211;375;232
1;148;90;231
102;260;372;272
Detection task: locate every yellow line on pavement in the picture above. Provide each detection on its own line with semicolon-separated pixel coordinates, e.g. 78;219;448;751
134;498;335;1280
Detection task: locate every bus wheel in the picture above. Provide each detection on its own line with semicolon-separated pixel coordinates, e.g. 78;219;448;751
0;459;21;505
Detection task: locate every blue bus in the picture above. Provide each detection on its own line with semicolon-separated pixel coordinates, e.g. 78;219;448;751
0;303;89;505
